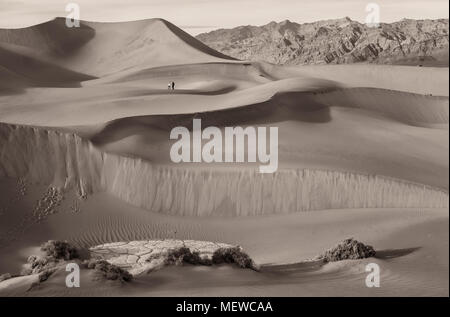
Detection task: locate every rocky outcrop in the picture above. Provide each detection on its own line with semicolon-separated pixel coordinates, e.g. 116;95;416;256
196;18;449;66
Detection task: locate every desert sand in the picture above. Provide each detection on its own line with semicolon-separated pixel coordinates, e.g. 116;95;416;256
0;18;448;296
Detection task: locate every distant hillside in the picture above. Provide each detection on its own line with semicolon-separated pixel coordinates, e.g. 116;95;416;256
196;18;449;66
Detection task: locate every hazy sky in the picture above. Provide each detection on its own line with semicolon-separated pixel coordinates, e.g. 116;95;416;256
0;0;448;34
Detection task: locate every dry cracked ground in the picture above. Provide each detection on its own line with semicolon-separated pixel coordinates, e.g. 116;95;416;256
90;240;240;275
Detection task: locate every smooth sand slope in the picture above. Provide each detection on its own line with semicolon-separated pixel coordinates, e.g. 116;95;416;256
0;18;235;78
0;18;448;296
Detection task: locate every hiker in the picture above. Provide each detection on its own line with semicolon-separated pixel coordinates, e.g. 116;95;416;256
171;81;175;90
168;82;172;90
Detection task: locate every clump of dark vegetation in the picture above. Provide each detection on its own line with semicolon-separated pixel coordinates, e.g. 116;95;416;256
3;240;134;287
27;268;59;291
38;268;57;283
162;246;255;270
40;240;79;260
0;273;12;282
20;240;80;277
318;238;376;262
212;246;254;269
21;255;57;275
83;259;133;282
165;247;212;266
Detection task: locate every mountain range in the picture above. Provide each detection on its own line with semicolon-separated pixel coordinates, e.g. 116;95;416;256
196;17;449;66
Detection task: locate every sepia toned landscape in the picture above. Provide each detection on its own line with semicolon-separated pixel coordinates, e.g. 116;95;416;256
0;2;448;297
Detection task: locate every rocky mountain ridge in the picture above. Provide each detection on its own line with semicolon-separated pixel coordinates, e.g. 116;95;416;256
196;18;449;66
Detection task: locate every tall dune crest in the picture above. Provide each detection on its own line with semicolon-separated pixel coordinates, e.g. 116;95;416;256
0;18;236;78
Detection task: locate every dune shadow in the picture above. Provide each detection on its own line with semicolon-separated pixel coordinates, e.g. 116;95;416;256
77;248;92;261
0;45;96;88
259;259;325;274
133;275;172;288
89;98;331;145
375;247;421;260
0;88;26;96
179;86;237;96
0;81;86;97
187;94;332;128
257;247;422;274
122;86;238;98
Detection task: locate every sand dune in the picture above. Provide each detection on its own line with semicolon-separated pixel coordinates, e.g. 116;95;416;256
262;63;450;96
0;18;235;78
0;60;447;127
0;65;26;93
0;18;448;296
0;73;338;126
313;88;449;127
0;44;95;87
0;183;447;296
0;18;95;54
0;123;447;217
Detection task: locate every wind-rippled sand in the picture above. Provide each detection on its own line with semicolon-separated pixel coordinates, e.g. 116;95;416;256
0;186;447;296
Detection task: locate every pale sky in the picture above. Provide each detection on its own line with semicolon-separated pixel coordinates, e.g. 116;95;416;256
0;0;448;34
